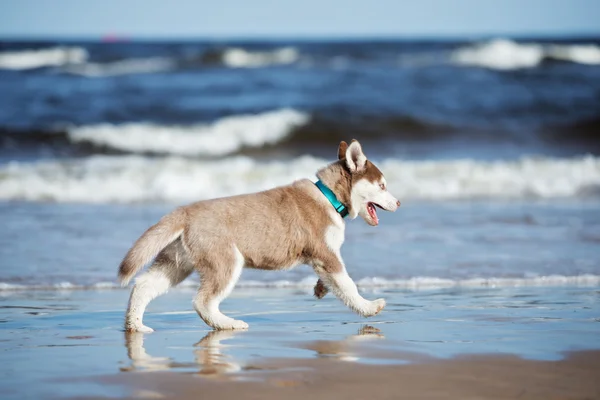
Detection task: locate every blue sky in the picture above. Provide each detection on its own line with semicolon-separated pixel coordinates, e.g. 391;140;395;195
1;0;599;39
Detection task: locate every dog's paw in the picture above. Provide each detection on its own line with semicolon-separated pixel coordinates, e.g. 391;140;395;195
126;324;154;333
214;319;249;331
360;299;386;318
372;298;386;315
231;320;249;330
314;279;329;299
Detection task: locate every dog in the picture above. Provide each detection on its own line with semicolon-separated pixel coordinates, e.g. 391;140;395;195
118;140;400;332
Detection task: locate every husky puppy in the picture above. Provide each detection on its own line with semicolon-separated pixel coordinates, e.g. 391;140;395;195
119;140;400;332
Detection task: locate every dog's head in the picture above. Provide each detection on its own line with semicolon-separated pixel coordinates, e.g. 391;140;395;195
340;140;400;226
318;140;400;226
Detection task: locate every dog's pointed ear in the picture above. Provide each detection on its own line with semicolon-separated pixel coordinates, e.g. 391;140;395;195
345;139;367;172
338;141;348;160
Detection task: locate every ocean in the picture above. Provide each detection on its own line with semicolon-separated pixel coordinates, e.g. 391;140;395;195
1;37;600;400
0;37;599;290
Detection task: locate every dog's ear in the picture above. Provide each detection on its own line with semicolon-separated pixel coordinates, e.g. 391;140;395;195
345;139;367;172
338;141;348;160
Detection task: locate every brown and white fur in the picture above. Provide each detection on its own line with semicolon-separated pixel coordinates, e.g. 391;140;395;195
118;140;400;332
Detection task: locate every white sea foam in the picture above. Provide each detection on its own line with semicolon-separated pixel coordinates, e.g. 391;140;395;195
221;47;300;68
0;46;88;70
61;57;176;77
547;44;600;65
67;109;309;156
451;39;600;70
353;275;600;289
1;274;598;292
236;275;600;289
451;39;543;70
0;154;598;203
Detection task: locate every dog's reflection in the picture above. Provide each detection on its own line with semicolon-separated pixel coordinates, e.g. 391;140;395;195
123;331;173;372
193;330;242;376
123;329;242;377
123;325;384;376
304;325;385;362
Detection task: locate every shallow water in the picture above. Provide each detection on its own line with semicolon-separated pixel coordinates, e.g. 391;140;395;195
0;286;598;399
1;196;598;399
1;200;599;289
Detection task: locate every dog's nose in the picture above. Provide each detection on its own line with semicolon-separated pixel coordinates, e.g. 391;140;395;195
396;200;401;207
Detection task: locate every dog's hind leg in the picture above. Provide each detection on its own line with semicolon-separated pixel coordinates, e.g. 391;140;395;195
125;243;193;333
193;245;247;331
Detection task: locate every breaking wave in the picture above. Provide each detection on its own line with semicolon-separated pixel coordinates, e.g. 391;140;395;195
0;154;598;203
61;56;176;77
451;39;600;70
0;113;461;158
1;274;598;292
0;45;301;74
220;47;300;68
240;274;600;289
0;46;88;70
66;109;309;156
2;41;599;74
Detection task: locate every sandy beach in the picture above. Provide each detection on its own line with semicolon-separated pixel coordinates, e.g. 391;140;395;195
88;349;600;400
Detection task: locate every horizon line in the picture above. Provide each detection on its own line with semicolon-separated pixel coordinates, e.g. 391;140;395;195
2;30;600;43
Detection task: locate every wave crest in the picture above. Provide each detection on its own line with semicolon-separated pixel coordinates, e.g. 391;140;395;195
0;155;598;203
0;46;88;70
1;274;598;291
67;109;310;156
61;56;176;77
221;47;300;68
451;39;600;70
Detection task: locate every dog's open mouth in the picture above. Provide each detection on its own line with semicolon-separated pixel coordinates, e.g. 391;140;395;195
367;202;382;225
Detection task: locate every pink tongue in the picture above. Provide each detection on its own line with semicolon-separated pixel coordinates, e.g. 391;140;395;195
369;204;379;223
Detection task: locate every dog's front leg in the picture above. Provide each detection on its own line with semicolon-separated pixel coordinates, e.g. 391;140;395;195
313;253;385;317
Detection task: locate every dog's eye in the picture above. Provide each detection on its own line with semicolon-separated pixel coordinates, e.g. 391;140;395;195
380;183;386;190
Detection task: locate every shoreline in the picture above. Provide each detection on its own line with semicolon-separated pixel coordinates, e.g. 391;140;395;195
1;272;600;292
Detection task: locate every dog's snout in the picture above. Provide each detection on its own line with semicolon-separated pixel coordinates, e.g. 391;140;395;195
396;200;401;207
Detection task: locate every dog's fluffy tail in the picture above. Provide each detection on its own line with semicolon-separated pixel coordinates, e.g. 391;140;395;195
118;210;185;286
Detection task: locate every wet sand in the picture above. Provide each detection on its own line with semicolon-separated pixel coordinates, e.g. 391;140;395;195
1;287;599;399
85;347;600;400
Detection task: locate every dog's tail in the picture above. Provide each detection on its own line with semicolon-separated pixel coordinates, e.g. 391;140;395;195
118;209;185;286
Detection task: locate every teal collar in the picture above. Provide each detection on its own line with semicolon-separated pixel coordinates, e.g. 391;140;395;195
314;180;348;218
